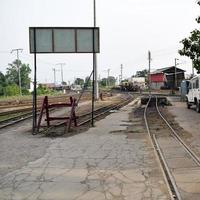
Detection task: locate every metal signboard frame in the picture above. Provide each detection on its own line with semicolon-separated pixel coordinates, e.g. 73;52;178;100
29;27;100;54
29;27;100;134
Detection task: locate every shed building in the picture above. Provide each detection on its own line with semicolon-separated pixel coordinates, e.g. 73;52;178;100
150;66;185;89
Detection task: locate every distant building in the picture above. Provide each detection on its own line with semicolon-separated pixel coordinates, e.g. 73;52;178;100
39;83;70;91
40;83;56;89
128;77;146;89
150;66;185;89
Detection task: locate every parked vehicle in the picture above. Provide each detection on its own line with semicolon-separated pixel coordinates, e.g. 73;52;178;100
186;75;200;112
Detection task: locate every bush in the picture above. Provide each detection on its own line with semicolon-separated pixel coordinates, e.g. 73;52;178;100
4;84;20;96
36;84;54;95
22;89;30;95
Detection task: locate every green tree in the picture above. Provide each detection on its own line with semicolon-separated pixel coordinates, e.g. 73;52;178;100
4;84;20;96
0;72;6;95
107;76;116;86
100;78;107;87
179;1;200;73
74;78;84;86
134;69;148;77
6;59;31;91
37;84;53;95
85;76;92;87
100;76;116;87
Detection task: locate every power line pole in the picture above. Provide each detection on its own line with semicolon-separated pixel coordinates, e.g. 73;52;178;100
120;64;123;83
175;58;178;88
93;0;99;100
11;48;23;96
192;60;194;77
52;68;59;86
148;51;152;94
56;63;66;84
107;68;110;87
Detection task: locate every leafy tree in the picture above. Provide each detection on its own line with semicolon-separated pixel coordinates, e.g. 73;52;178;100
85;76;92;87
37;84;53;95
0;72;6;95
61;81;67;85
107;76;116;86
134;69;148;77
179;1;200;73
4;84;20;96
100;76;116;87
6;59;31;91
74;78;84;86
100;78;107;87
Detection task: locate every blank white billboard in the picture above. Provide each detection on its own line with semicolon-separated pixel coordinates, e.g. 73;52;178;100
29;27;100;53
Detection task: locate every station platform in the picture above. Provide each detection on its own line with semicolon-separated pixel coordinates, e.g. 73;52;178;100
0;99;169;200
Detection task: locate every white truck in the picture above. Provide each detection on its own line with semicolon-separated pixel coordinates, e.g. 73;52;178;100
186;75;200;113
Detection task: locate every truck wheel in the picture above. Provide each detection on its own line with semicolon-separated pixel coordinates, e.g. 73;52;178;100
187;100;191;109
196;101;200;113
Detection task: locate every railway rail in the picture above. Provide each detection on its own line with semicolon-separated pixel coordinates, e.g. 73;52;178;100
73;93;134;127
41;93;134;135
0;93;134;132
0;92;91;110
144;95;200;200
0;93;94;129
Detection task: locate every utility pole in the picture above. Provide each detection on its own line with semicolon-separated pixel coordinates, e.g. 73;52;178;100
107;68;110;87
148;51;152;94
52;68;59;86
93;0;99;100
56;63;66;84
120;64;123;83
192;60;194;77
175;58;179;88
11;48;23;96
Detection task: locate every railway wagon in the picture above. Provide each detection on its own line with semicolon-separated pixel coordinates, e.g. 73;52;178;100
120;81;140;91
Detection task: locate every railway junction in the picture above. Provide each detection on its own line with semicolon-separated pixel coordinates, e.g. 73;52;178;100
0;92;200;200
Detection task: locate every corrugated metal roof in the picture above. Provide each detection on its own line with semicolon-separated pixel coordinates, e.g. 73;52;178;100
151;66;185;74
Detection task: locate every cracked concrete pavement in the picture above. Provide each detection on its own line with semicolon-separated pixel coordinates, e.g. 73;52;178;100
0;100;169;200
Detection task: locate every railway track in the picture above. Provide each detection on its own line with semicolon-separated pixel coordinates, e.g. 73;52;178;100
0;93;134;131
38;93;135;135
0;94;93;128
0;92;91;110
144;95;200;200
76;93;134;126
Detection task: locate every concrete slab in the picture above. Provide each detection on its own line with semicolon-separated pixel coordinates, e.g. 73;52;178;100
0;100;169;200
173;167;200;200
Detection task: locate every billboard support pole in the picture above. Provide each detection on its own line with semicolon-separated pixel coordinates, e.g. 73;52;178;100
92;28;95;127
32;28;37;134
94;0;99;100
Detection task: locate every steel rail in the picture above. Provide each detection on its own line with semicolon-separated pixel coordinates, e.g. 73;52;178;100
0;107;36;116
78;94;134;126
144;95;181;200
155;96;200;166
0;114;33;130
0;93;134;131
0;108;55;130
44;93;134;132
0;93;90;110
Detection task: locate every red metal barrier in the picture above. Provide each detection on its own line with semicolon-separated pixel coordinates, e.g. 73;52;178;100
37;96;78;133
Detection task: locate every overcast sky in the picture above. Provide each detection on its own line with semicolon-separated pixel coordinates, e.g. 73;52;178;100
0;0;199;84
